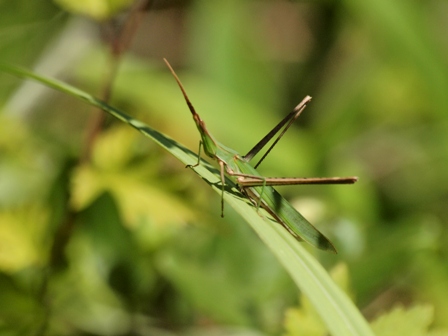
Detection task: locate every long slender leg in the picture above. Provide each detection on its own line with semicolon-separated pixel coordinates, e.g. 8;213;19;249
254;101;308;169
243;96;311;165
186;140;203;169
239;176;358;187
219;161;226;217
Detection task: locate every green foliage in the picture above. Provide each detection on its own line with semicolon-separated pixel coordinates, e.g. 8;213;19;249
371;305;448;336
70;124;196;226
1;0;448;335
284;263;352;336
53;0;135;20
0;63;373;335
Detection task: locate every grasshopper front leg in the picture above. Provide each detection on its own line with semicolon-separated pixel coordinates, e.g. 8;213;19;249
186;140;203;169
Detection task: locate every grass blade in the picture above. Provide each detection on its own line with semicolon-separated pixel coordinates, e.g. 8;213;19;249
0;63;374;336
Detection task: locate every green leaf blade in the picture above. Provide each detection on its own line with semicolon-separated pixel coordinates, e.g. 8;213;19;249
0;63;374;336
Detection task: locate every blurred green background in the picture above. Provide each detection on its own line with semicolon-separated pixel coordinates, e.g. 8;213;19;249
1;0;448;335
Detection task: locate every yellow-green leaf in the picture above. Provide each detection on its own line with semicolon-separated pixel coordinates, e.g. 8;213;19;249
371;304;434;336
0;206;49;272
53;0;134;20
